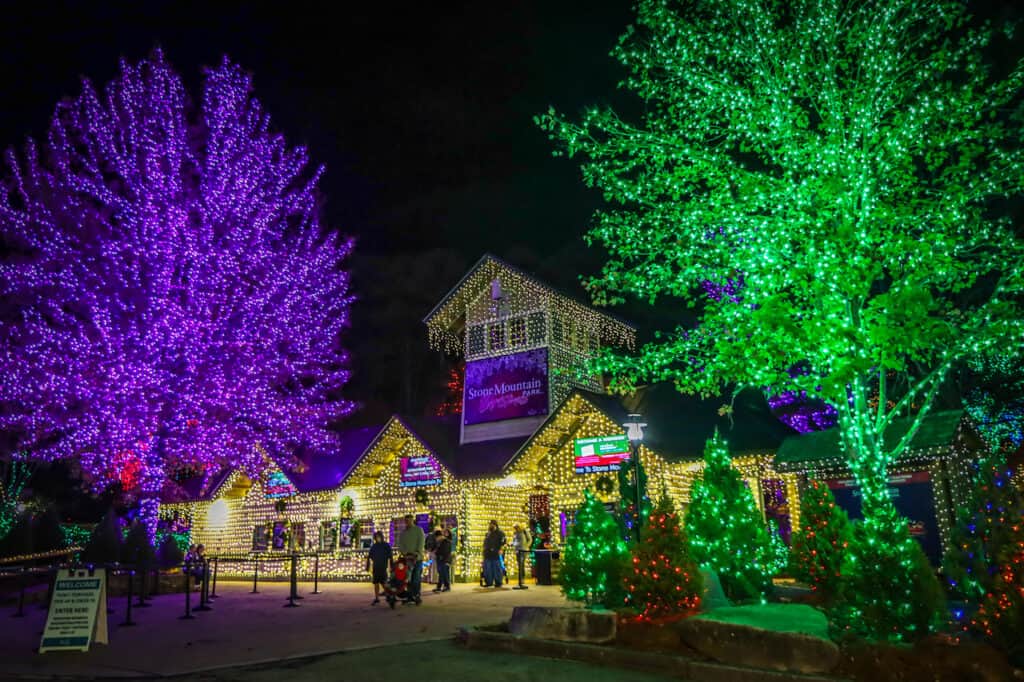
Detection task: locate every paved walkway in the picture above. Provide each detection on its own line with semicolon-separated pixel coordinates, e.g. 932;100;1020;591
177;639;678;682
0;581;569;679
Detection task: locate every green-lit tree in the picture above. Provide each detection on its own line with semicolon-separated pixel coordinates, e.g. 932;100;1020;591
626;495;702;619
539;0;1023;638
790;478;853;603
685;434;776;602
831;506;946;641
0;460;30;542
561;489;631;608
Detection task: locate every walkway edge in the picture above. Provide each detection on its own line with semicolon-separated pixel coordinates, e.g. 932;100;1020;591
457;628;851;682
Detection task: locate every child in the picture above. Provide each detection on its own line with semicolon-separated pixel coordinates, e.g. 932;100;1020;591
367;531;392;605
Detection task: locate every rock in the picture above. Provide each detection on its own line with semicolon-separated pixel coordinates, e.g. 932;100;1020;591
508;606;617;644
699;568;730;611
675;616;840;674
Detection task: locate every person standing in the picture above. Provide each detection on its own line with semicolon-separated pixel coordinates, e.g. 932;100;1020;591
397;514;425;604
367;531;392;605
432;530;452;592
482;520;506;588
511;523;532;585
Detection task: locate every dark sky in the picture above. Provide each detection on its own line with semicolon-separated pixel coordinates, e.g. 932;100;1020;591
0;2;640;420
2;1;1021;424
0;1;633;262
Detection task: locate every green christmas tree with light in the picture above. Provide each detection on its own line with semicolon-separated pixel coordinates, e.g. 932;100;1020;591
539;0;1024;640
830;503;945;642
561;489;631;608
626;494;703;620
789;478;852;603
685;433;776;602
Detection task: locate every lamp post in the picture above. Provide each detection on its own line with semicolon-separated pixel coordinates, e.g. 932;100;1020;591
623;413;646;542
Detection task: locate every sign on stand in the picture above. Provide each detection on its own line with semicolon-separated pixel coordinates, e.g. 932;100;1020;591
39;568;108;652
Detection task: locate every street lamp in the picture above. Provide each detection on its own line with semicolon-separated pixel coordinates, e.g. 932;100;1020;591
623;413;646;541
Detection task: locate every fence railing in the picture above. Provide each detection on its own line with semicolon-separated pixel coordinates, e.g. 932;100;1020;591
0;551;326;628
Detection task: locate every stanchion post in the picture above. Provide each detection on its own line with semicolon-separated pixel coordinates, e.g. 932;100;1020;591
136;561;151;607
12;567;26;618
210;557;218;599
196;560;212;612
311;553;320;595
284;553;299;607
251;557;260;594
121;569;137;626
180;561;194;620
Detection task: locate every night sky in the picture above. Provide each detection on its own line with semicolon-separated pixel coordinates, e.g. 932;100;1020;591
0;1;643;421
2;1;1021;424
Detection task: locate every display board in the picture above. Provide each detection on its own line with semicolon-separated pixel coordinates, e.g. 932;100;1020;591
39;568;108;652
573;434;630;474
826;471;942;564
399;455;443;487
463;348;549;425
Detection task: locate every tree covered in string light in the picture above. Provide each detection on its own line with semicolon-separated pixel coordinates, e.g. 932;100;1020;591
538;0;1023;637
831;503;946;641
944;455;1024;616
685;434;775;602
561;489;631;608
625;494;702;620
972;534;1024;666
789;478;852;603
0;51;356;539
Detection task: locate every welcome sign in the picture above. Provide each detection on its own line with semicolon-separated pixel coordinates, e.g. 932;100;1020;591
463;348;549;425
400;455;443;487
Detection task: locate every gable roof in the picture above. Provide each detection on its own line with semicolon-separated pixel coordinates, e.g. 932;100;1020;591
506;382;797;471
397;415;528;480
287;425;385;493
773;410;967;472
423;253;635;351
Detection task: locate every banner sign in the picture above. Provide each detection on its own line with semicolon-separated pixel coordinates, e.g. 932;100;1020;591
463;348;549;425
40;569;108;652
573;434;631;474
826;471;942;564
399;455;443;487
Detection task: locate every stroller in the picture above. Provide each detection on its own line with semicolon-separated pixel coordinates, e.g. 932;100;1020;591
385;554;421;608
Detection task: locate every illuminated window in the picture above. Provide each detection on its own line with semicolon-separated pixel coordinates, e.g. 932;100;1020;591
489;323;505;350
468;325;485;355
510;317;526;346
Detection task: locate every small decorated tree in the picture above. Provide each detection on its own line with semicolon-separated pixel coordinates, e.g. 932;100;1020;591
561;489;631;608
626;495;702;619
686;433;775;601
972;539;1024;666
830;504;945;642
790;478;852;603
944;455;1024;604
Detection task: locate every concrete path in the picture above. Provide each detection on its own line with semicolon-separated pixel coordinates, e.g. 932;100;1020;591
0;581;569;679
177;639;679;682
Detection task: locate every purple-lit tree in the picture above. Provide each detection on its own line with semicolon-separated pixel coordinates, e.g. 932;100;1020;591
0;51;356;538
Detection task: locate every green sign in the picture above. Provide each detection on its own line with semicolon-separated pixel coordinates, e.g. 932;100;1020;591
574;434;631;474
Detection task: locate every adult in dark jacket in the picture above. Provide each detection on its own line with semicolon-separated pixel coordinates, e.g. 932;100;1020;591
432;530;452;592
482;520;506;588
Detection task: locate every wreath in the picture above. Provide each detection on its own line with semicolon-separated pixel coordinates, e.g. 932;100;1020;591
274;499;288;514
595;475;615;495
414;488;429;506
338;495;355;516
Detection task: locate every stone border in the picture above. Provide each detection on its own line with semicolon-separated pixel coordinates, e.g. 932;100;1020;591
458;627;850;682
